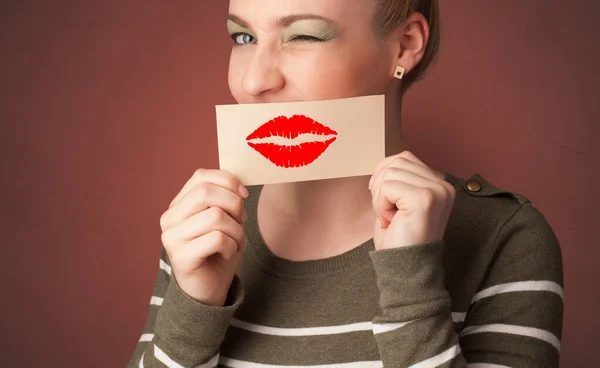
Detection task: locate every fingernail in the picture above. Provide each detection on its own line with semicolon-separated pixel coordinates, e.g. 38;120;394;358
377;217;382;228
368;176;374;190
239;185;249;198
242;209;247;223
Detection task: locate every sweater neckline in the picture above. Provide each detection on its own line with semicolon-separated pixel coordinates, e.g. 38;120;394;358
244;172;462;279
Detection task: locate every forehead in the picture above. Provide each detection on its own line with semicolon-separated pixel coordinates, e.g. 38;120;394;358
228;0;373;25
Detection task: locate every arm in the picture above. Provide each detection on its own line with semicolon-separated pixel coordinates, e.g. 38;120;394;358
369;202;564;367
126;246;244;368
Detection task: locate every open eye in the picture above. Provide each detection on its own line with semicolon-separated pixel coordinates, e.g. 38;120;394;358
231;33;256;45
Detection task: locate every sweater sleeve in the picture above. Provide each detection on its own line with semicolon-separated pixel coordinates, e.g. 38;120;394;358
126;246;244;368
369;202;564;368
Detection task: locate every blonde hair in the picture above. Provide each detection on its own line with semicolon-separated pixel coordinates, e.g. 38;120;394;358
373;0;441;93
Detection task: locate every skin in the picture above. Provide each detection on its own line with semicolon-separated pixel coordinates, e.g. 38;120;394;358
227;0;452;259
158;0;454;307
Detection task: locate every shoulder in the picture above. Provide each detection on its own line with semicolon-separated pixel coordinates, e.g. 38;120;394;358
444;172;562;281
446;172;541;235
448;172;529;211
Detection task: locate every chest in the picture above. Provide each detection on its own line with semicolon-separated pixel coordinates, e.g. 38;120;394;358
218;262;383;363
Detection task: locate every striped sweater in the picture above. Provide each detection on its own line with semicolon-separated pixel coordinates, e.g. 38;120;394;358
127;172;564;368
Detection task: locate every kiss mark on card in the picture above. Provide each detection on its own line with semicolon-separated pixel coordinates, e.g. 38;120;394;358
216;94;385;185
246;115;338;168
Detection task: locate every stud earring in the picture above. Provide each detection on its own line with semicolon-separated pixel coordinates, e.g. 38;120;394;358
394;65;405;80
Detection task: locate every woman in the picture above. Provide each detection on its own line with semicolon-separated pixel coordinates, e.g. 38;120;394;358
128;0;563;367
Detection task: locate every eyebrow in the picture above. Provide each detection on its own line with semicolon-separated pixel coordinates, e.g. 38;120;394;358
227;13;337;29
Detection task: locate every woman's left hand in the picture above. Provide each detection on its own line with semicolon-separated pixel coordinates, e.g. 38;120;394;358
369;151;456;251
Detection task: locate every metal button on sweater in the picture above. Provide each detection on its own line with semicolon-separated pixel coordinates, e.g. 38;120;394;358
466;180;482;192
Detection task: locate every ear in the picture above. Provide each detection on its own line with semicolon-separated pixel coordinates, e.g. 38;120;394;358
387;12;430;75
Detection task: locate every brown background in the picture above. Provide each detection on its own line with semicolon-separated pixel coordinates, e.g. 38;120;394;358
1;1;598;367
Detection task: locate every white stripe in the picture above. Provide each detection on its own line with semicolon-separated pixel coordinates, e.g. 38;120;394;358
139;352;145;368
452;312;467;322
373;313;465;335
219;357;383;368
160;259;172;275
372;320;415;334
230;319;372;336
467;364;512;368
139;333;154;342
154;344;184;368
232;313;464;337
195;353;220;368
460;324;561;351
150;296;163;306
409;344;461;368
472;281;564;303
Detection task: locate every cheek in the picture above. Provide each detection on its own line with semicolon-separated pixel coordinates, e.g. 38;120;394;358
287;49;388;99
227;44;390;102
228;53;244;100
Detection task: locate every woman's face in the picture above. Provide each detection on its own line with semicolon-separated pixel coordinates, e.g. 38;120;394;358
227;0;397;104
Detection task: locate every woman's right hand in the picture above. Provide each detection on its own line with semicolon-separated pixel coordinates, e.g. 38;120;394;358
159;169;249;307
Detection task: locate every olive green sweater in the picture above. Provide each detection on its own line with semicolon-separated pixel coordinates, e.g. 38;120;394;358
127;173;563;368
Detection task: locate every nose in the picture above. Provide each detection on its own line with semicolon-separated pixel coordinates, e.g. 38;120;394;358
241;48;285;97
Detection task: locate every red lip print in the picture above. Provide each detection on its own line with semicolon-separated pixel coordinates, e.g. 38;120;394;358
246;115;338;168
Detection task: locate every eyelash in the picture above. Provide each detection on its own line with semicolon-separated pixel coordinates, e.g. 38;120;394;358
290;35;324;43
230;32;324;46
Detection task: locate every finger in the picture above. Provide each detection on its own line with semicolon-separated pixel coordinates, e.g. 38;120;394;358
370;155;398;188
170;169;248;209
181;231;240;267
373;180;417;228
163;207;246;251
374;180;444;229
369;151;433;190
161;184;245;230
372;171;417;225
394;152;452;192
371;166;434;201
371;168;436;225
397;150;429;168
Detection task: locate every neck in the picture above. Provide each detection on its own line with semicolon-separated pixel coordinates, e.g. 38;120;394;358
385;87;406;156
265;175;376;228
263;89;407;232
